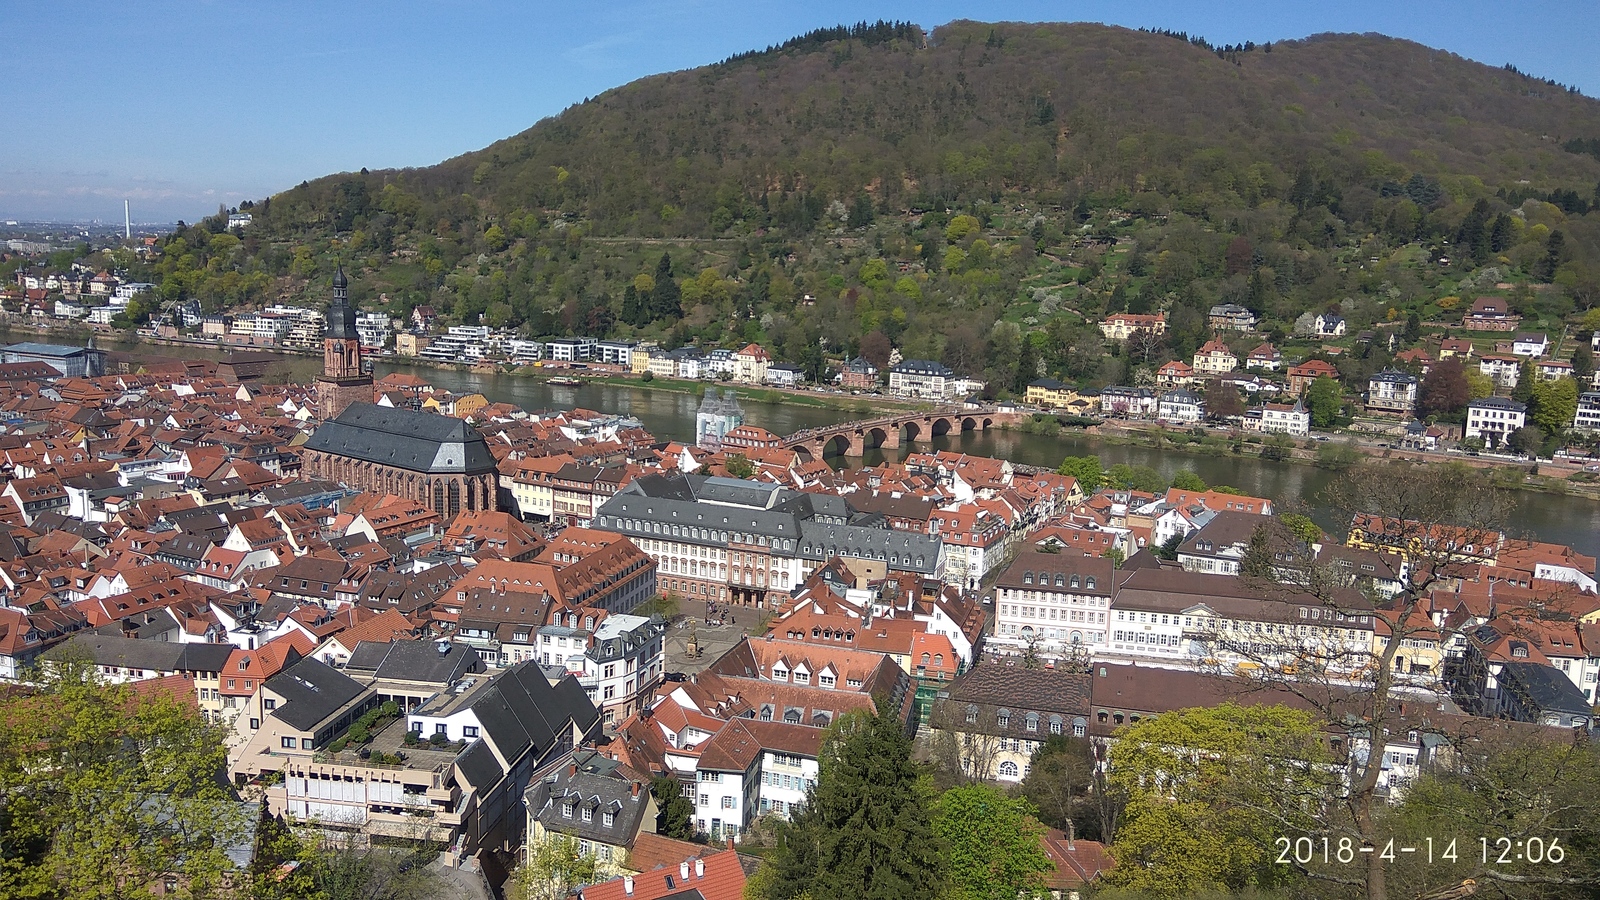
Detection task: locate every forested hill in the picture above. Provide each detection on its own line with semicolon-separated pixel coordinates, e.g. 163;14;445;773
134;20;1600;404
262;20;1600;237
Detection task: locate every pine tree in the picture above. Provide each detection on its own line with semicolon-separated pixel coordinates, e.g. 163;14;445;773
1403;311;1421;345
650;252;681;320
1489;213;1516;253
1537;230;1567;282
1013;336;1038;394
1511;357;1537;404
759;708;945;900
621;284;647;327
1573;336;1596;383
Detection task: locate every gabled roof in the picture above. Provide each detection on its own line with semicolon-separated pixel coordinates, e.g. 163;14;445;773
264;657;369;732
302;402;496;474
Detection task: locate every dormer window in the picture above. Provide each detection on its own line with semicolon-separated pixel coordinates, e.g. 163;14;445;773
1023;572;1033;585
998;709;1011;729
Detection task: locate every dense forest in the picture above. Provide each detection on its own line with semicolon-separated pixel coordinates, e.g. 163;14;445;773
115;21;1600;398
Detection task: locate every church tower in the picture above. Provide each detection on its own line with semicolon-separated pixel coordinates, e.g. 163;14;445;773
316;266;373;420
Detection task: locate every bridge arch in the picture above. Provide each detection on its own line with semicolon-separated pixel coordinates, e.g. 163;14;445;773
961;416;978;432
820;433;851;458
930;416;954;438
903;420;924;443
865;425;891;448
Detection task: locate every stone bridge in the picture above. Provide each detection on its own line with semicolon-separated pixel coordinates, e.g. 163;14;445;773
783;407;1022;459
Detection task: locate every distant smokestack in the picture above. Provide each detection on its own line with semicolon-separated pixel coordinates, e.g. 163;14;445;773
124;200;131;240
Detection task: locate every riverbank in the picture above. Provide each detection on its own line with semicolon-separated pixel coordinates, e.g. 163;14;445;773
1005;414;1600;501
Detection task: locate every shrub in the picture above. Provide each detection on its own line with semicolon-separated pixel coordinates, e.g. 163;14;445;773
429;732;448;746
329;738;349;754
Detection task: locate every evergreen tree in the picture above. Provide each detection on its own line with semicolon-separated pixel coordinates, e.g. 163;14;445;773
651;775;694;839
1537;230;1567;283
848;192;876;228
1489;213;1516;253
1403;311;1422;345
1012;336;1039;394
1573;335;1596;383
650;252;681;320
1511;357;1537;404
1456;199;1491;265
759;708;944;900
621;284;647;327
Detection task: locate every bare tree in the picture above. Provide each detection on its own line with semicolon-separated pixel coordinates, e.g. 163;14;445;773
1125;326;1165;366
1217;462;1599;900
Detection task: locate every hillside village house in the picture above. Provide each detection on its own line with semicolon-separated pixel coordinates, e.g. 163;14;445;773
732;344;770;384
1366;370;1419;415
1286;359;1339;395
1511;333;1550;357
1192;340;1238;376
1439;337;1474;359
1242;401;1309;437
1207;303;1257;332
1157;389;1204;425
888;359;957;399
1466;397;1527;449
1025;378;1079;410
1573;392;1600;433
1463;296;1520;331
1155;360;1194;387
1099;313;1166;341
1479;355;1521;389
1246;343;1281;370
1099;387;1157;418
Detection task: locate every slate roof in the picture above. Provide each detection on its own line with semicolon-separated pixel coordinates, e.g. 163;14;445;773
264;657;370;731
526;749;653;845
302;402;496;475
347;638;483;684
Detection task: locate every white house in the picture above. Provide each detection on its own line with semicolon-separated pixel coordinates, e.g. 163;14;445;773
888;359;957;399
1314;313;1346;337
1465;397;1527;449
1245;401;1309;437
1157;389;1204;424
1574;392;1600;434
1511;333;1550;357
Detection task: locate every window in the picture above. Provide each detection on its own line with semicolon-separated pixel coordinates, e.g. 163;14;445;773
249;717;260;730
721;796;736;809
998;761;1020;778
997;710;1010;729
562;803;572;819
280;737;297;749
463;726;479;738
1025;712;1039;732
435;724;448;735
302;738;314;750
603;811;614;828
582;806;592;823
965;705;978;724
1049;717;1063;735
263;698;276;711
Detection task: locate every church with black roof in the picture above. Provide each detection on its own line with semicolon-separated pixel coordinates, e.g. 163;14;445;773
302;270;499;518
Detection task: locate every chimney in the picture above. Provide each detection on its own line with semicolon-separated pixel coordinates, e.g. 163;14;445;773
631;781;640;797
695;859;705;878
1067;819;1075;851
679;862;690;881
623;876;634;896
569;763;578;777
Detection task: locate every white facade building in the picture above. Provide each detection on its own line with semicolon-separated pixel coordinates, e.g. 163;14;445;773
1465;398;1527;449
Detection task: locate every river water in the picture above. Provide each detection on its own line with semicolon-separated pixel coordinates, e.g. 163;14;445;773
372;364;1600;558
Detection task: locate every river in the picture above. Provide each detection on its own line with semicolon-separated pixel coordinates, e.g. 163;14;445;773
374;364;1600;558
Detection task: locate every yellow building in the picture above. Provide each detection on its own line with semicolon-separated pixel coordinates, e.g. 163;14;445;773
630;348;653;375
396;333;429;357
1025;379;1079;409
453;393;490;420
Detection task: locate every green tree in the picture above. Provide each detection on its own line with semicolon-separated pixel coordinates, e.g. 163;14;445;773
757;708;944;900
1304;375;1343;428
945;214;981;243
1573;336;1596;382
1170;469;1208;492
932;784;1052;900
508;834;599;900
1402;311;1421;344
1511;357;1537;404
651;775;695;840
1529;376;1579;434
650;252;681;321
1106;704;1331;898
725;453;756;479
0;660;247;900
848;192;876;228
1106;463;1167;494
1019;736;1096;835
1055;455;1104;491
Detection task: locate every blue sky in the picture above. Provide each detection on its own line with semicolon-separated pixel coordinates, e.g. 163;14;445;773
3;1;1596;223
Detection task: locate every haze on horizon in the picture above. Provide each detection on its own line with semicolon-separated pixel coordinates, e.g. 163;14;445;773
3;0;1596;224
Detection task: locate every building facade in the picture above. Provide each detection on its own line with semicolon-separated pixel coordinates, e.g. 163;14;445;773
301;403;500;519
